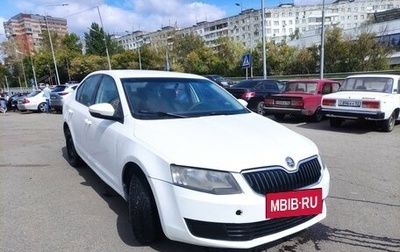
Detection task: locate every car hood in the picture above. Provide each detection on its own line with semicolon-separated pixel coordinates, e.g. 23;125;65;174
134;113;318;172
323;91;390;100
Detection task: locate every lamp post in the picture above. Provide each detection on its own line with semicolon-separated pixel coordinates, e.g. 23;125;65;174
44;3;68;85
15;50;28;87
125;30;142;70
96;6;111;70
320;0;326;79
88;26;112;70
30;53;38;89
235;3;243;12
261;0;267;79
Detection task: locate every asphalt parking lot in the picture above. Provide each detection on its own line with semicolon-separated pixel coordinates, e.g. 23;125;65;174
0;111;399;252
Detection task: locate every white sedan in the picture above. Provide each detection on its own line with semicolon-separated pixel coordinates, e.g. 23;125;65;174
321;74;400;132
17;90;47;112
62;70;330;249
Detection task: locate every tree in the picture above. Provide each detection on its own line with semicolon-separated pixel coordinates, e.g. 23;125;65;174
62;33;83;54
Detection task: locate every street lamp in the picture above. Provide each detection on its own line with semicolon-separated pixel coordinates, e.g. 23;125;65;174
96;6;111;70
261;0;267;79
88;26;112;70
125;30;142;70
15;50;28;88
235;3;243;12
44;3;68;85
320;0;326;79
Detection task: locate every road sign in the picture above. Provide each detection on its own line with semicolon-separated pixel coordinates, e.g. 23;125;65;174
241;53;252;69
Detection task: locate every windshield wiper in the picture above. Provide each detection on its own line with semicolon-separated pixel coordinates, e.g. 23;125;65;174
137;110;187;118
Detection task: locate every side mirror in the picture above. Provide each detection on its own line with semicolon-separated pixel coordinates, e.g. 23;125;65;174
89;103;122;122
237;99;248;107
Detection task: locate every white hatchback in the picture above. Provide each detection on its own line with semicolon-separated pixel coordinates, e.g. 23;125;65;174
62;70;330;249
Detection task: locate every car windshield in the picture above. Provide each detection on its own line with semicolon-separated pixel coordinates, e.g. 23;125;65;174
340;77;393;93
121;77;249;119
285;82;318;94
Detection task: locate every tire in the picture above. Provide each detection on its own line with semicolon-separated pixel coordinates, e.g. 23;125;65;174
256;101;265;115
330;118;343;128
128;173;162;244
311;107;324;122
64;127;84;167
274;114;285;121
38;102;46;113
381;112;396;132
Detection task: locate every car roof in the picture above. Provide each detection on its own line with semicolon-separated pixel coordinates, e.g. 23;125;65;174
346;74;400;79
88;70;209;80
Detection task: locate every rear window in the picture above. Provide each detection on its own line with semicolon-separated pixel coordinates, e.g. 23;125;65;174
51;85;67;92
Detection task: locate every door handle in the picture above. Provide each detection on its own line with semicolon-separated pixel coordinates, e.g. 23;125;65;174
84;118;92;125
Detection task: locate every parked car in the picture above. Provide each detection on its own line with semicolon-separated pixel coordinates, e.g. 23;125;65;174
226;79;285;114
321;74;400;132
50;83;79;112
17;90;47;112
63;69;330;249
203;74;234;88
7;92;28;111
263;79;341;122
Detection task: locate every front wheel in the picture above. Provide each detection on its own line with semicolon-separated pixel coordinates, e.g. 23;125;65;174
128;173;163;244
381;112;396;132
64;127;84;167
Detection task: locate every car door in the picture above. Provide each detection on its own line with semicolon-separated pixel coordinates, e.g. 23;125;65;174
67;75;102;161
85;74;124;189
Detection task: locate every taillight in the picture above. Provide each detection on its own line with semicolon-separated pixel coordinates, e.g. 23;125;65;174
264;98;274;105
322;98;336;106
22;98;30;104
59;92;68;96
362;100;380;109
291;100;303;107
241;91;256;100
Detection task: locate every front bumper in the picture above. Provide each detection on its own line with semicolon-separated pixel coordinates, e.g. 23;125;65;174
321;108;385;120
151;166;330;249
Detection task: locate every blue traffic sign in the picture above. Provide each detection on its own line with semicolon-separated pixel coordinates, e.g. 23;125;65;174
241;54;252;69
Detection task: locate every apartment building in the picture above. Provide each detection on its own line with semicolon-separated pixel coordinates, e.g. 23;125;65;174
3;13;68;54
115;0;399;51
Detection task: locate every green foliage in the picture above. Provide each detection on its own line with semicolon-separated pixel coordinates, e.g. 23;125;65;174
1;24;396;86
62;33;83;54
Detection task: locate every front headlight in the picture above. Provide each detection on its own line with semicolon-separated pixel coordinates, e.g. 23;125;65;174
171;165;242;195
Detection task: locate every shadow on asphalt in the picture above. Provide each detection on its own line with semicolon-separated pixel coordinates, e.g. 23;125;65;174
60;146;209;252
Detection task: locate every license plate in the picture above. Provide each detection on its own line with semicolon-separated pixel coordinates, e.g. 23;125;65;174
338;100;361;107
266;188;322;219
275;100;290;105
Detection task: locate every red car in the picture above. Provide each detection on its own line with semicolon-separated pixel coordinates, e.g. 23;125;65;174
263;79;341;122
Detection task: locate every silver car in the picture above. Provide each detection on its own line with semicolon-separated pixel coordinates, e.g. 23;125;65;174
17;90;47;112
50;84;79;112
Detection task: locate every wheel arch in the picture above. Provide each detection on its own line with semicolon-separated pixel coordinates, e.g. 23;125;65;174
122;162;147;199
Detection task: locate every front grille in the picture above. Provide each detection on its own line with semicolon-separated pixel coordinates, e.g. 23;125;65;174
185;215;317;241
242;157;322;195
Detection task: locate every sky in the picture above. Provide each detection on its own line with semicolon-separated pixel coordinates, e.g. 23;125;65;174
0;0;329;41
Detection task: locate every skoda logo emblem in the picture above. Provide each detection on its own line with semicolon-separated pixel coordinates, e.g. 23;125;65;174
285;157;295;169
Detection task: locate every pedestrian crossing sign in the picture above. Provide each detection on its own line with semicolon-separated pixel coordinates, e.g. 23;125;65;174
241;54;251;69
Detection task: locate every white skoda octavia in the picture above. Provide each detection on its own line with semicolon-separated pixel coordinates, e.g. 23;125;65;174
63;70;330;249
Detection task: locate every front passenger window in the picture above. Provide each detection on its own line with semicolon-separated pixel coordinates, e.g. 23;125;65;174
76;75;101;106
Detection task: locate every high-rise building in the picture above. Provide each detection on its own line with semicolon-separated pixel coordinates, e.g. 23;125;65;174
3;13;68;55
115;0;399;51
